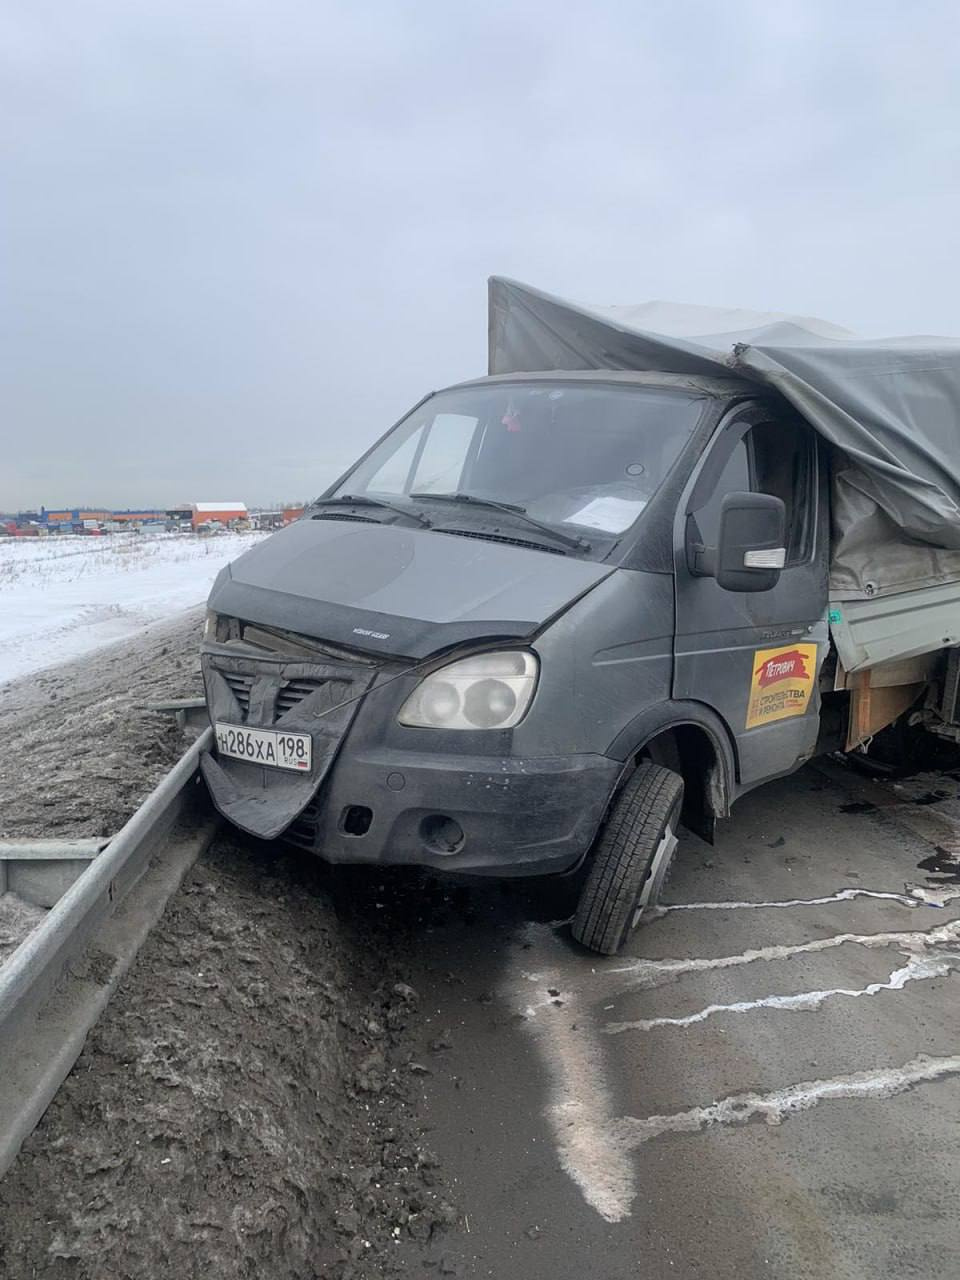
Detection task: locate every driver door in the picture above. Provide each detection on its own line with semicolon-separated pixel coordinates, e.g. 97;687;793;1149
672;405;830;790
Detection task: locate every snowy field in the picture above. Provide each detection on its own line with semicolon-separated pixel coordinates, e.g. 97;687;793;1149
0;531;266;687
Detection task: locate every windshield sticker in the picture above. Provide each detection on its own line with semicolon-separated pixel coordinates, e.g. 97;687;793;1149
746;643;818;729
565;495;646;533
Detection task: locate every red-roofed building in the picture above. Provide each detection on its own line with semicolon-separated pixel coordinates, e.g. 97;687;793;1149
191;502;248;528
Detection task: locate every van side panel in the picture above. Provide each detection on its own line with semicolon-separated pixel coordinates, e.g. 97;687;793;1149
518;569;676;759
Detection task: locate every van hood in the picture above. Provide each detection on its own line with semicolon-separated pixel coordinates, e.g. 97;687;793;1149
208;517;613;658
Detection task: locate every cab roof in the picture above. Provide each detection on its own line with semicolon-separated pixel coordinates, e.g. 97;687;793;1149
441;368;759;400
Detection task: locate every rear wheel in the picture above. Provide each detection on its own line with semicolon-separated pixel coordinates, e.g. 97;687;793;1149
571;762;683;956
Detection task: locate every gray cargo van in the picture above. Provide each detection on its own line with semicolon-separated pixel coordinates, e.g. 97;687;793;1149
200;281;960;954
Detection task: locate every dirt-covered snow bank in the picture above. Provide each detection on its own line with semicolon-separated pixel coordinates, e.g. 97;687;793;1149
0;613;456;1279
0;609;206;839
0;838;453;1280
0;893;47;963
0;610;206;968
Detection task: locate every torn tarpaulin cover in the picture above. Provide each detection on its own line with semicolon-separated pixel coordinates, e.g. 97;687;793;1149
488;277;960;599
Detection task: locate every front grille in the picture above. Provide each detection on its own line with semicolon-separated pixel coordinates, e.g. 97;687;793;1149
222;672;253;714
439;528;565;555
276;678;322;716
218;671;354;724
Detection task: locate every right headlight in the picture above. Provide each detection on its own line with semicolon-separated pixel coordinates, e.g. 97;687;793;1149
398;650;539;730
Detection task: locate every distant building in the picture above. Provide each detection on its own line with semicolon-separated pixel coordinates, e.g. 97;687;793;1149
109;509;167;524
249;506;304;530
250;510;283;530
16;503;250;534
35;507;165;531
44;508;112;526
190;502;248;528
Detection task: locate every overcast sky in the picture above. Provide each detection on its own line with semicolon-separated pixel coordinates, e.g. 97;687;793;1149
3;0;959;510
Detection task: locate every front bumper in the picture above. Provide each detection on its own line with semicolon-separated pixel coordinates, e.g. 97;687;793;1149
200;644;378;841
284;746;620;877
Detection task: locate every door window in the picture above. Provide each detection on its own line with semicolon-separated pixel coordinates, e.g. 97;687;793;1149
693;417;814;566
749;419;813;565
693;437;750;549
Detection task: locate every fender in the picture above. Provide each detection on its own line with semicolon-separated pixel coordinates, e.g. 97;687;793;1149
606;698;740;813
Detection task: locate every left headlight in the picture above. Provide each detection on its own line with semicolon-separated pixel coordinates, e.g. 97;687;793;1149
398;650;539;730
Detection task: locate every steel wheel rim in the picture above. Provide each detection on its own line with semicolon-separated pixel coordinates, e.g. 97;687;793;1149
631;819;679;930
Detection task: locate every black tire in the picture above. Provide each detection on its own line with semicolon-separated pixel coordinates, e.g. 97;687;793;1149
571;762;684;956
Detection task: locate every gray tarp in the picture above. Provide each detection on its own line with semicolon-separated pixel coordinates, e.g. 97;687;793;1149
488;277;960;600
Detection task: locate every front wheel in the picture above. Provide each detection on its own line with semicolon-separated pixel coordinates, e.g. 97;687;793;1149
571;762;683;956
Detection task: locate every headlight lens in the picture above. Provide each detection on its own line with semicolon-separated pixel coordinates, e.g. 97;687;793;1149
398;651;538;730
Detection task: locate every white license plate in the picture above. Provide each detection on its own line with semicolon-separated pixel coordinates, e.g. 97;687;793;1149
215;722;312;772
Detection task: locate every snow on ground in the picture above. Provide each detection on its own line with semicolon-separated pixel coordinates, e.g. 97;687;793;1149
0;531;265;686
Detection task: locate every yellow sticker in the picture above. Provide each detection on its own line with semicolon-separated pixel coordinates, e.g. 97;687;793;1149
746;643;818;730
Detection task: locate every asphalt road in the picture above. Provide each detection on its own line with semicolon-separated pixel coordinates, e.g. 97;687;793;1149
396;760;960;1280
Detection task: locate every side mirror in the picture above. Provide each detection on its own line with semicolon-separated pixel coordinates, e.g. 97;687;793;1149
714;492;786;592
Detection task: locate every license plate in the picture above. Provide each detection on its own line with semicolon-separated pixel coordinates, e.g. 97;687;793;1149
215;722;312;772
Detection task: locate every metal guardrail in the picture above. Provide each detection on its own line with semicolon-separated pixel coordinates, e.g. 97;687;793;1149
0;728;216;1178
0;839;109;908
144;697;210;732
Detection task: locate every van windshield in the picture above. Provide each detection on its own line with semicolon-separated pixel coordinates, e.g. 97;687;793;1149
331;381;703;556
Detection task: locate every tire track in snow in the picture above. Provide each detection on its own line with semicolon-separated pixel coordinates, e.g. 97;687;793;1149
606;917;960;989
611;1054;960;1153
508;915;960;1223
504;925;632;1224
605;951;960;1033
654;884;960;913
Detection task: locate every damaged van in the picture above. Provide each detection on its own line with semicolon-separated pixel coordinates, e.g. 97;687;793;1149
201;279;960;954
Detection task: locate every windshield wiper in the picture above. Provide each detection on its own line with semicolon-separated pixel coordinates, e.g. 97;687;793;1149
409;491;590;552
311;495;433;528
